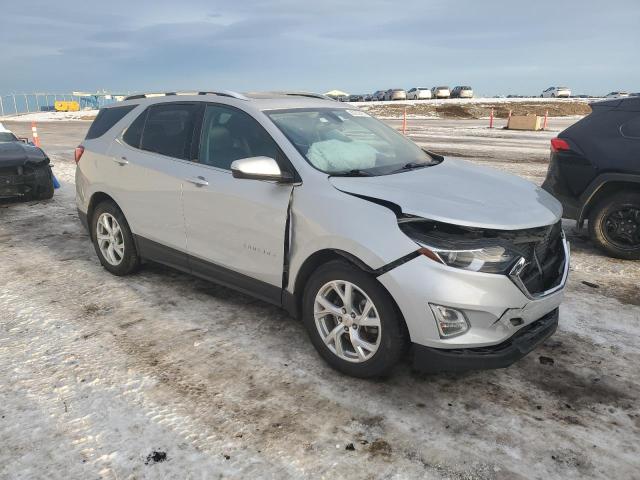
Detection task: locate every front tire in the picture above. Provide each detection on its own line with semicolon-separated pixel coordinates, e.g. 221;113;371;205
91;201;140;275
588;191;640;260
302;260;407;378
31;165;54;200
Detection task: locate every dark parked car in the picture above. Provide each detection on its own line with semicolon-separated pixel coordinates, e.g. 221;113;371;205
542;97;640;259
348;94;364;102
0;126;54;201
450;86;474;98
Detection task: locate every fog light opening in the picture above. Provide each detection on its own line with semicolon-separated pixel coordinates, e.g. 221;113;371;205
429;304;470;338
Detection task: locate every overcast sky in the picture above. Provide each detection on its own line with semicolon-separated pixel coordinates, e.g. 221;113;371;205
1;0;638;96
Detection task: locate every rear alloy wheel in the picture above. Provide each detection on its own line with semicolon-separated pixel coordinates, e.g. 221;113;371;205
91;202;140;275
96;213;126;266
303;260;407;378
589;191;640;260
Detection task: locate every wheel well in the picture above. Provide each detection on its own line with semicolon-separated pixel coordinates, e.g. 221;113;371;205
583;181;640;220
289;249;408;336
87;192;118;233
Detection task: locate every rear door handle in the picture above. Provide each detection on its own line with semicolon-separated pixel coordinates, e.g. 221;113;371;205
114;156;129;166
186;176;209;187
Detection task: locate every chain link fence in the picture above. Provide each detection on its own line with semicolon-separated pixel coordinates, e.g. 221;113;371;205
0;93;124;117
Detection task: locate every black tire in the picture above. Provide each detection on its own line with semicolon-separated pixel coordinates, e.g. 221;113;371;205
302;260;408;378
588;191;640;260
32;165;54;200
91;201;140;275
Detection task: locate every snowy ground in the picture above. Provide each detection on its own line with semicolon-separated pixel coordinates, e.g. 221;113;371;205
0;120;638;480
0;110;99;122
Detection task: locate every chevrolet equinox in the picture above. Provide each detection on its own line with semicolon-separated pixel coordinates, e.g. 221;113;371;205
75;91;570;378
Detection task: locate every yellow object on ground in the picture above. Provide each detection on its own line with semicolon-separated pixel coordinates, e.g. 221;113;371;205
507;114;543;131
54;101;80;112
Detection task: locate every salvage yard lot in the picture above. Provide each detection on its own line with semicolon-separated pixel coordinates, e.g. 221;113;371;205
1;118;639;479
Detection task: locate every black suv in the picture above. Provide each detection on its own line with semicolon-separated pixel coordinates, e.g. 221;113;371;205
542;97;640;259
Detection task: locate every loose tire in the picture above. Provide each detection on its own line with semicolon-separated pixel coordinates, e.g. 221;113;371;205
302;260;407;378
588;191;640;260
91;201;140;275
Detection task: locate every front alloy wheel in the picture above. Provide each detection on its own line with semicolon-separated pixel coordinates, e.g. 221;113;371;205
314;280;382;362
303;260;407;378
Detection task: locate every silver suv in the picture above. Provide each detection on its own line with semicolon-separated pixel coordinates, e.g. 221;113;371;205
75;91;569;378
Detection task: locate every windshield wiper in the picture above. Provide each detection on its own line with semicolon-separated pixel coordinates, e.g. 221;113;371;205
388;162;433;174
330;169;373;177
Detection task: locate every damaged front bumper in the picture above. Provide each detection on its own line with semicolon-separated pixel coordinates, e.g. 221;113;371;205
413;308;558;373
378;237;568;372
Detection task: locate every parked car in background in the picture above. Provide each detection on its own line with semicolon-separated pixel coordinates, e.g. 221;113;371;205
431;86;450;99
384;89;407;101
76;90;568;377
605;91;630;99
0;123;55;201
541;87;571;98
348;94;364;102
406;88;432;100
542;96;640;259
450;86;474;98
372;90;386;101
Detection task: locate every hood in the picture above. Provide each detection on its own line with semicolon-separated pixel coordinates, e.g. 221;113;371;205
329;158;562;230
0;142;48;168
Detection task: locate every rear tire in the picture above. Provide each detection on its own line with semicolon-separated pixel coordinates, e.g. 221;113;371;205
588;191;640;260
91;201;140;275
302;260;408;378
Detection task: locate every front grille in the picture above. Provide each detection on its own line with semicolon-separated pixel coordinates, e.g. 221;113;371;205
518;222;565;295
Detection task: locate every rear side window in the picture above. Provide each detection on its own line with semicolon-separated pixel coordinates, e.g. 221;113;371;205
621;115;640;139
123;109;148;148
140;103;200;160
85;105;136;140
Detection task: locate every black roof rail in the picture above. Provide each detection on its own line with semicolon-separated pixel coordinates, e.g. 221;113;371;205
123;91;248;101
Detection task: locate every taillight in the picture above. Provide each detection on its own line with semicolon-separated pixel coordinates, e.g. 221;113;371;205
550;137;570;152
74;145;85;164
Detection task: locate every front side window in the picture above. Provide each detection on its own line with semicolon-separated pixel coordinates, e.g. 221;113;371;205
198;104;278;170
139;103;200;160
267;108;439;176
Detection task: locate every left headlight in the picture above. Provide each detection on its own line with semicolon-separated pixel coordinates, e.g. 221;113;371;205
399;218;523;274
426;245;519;274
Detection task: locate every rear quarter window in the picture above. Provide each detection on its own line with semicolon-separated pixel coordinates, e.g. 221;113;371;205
85;105;137;140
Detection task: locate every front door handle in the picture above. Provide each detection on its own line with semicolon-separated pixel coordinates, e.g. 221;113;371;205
114;156;129;166
186;176;209;187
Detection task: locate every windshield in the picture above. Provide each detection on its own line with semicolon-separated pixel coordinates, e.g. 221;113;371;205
266;108;439;175
0;132;18;142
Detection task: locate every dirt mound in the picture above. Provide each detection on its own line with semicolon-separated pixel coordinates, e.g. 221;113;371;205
360;100;592;119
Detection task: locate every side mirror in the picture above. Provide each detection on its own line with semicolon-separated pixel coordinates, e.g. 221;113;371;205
231;157;293;183
19;137;30;144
